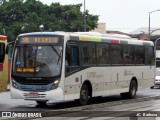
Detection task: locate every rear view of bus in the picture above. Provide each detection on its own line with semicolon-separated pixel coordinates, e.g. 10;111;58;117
10;32;64;105
0;35;8;92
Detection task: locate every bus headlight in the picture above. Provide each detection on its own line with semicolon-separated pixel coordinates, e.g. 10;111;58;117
11;78;18;89
51;79;60;90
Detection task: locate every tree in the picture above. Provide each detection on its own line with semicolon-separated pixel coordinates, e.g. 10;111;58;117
0;0;99;42
0;0;25;41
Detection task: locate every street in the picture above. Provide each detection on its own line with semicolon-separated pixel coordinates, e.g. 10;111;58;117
32;87;160;120
0;88;160;120
0;87;160;111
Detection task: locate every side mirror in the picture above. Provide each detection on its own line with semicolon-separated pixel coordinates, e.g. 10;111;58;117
6;41;15;57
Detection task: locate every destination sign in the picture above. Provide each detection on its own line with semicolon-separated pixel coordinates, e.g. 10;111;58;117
16;68;35;73
19;36;60;44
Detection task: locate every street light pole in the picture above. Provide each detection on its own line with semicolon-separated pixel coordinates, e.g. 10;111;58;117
84;0;86;32
149;12;151;40
148;9;160;40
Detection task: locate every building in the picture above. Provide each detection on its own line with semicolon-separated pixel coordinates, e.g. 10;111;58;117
90;23;106;34
130;27;160;67
129;27;160;41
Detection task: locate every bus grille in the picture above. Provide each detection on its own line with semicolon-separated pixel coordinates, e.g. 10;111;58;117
16;79;53;85
21;87;48;92
23;93;46;98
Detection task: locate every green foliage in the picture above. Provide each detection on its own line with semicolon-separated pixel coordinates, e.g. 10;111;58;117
0;0;99;42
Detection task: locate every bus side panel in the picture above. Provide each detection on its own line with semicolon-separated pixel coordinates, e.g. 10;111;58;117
0;40;8;92
111;66;135;95
64;67;112;101
91;67;112;97
64;71;82;101
2;53;8;92
0;62;8;92
0;67;2;89
0;42;3;90
136;66;155;90
111;65;155;95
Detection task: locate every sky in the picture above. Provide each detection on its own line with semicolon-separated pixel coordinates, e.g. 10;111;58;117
39;0;160;33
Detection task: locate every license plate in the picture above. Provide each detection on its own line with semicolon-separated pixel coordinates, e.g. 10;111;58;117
28;92;38;97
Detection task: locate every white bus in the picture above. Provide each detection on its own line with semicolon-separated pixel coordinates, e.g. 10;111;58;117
10;32;155;105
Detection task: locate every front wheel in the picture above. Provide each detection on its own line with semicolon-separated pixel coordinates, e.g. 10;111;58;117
78;84;89;106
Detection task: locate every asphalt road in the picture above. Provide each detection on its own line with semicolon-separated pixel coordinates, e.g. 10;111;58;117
0;87;160;111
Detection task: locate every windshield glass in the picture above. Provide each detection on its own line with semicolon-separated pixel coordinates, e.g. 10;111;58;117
12;45;63;77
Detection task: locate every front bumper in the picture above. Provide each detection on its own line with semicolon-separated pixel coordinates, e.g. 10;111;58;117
10;86;64;101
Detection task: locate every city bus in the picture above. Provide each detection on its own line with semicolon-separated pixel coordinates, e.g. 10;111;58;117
0;35;8;92
10;32;155;106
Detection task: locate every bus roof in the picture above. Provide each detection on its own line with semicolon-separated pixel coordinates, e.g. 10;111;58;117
18;32;65;37
69;32;154;46
17;32;154;46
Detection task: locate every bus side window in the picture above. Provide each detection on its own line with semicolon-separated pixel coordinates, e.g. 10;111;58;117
97;43;110;65
145;46;154;65
123;45;134;64
70;46;79;66
81;43;96;65
0;43;5;63
110;44;123;65
66;44;79;74
134;46;145;64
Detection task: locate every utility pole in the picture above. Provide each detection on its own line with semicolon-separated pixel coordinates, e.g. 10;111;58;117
84;0;86;32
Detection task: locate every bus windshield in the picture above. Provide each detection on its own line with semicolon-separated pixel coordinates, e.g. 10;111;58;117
12;45;63;77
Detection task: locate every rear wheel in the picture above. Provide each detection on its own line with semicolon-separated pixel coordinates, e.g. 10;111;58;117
150;86;154;89
78;84;89;106
121;80;137;99
127;80;137;98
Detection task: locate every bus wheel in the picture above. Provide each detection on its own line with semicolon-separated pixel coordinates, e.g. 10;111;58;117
128;80;137;99
36;101;47;106
150;86;154;89
121;80;137;99
79;84;89;106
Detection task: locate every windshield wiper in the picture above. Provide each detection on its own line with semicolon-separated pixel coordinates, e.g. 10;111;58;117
51;46;62;65
57;50;62;65
51;46;60;57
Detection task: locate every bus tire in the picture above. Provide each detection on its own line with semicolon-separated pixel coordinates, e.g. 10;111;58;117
121;80;137;99
36;101;47;106
79;84;89;106
150;86;154;89
127;80;137;99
